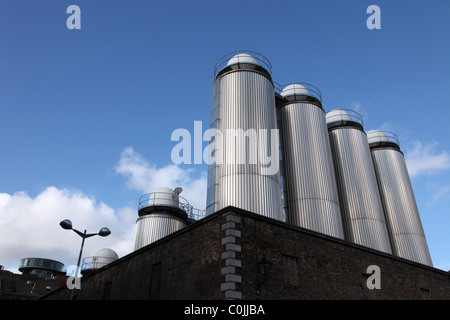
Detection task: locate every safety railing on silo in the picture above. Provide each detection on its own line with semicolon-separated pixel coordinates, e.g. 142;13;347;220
138;191;205;221
276;82;323;103
367;130;400;149
214;50;273;79
326;109;364;127
81;256;117;272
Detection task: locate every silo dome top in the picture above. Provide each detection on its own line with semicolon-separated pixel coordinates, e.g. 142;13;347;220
367;130;389;144
93;248;119;261
214;50;272;79
277;83;322;107
326;109;353;124
280;84;310;98
326;109;364;130
148;187;180;207
81;248;119;275
366;130;400;149
227;53;259;66
138;186;193;218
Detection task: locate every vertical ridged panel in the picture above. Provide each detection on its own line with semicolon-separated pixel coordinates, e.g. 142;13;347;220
328;128;392;253
210;70;283;220
134;213;187;250
371;148;433;266
279;102;344;238
206;80;220;215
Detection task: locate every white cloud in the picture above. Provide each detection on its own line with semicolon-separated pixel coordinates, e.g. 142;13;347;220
404;141;450;178
114;147;207;211
427;184;450;207
0;147;208;274
0;187;136;273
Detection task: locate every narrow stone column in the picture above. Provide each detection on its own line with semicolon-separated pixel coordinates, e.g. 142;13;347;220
220;212;242;299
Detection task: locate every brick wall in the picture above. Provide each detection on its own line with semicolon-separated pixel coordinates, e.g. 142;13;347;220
234;208;449;299
44;212;225;300
41;206;449;300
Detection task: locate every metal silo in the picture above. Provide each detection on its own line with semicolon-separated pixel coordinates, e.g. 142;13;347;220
326;110;392;253
367;130;433;266
205;51;283;220
134;187;189;250
277;84;344;238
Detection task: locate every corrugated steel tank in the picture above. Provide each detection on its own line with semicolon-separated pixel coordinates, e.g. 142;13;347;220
277;84;344;238
203;51;433;265
134;187;188;250
326;110;392;253
206;51;283;220
367;130;433;266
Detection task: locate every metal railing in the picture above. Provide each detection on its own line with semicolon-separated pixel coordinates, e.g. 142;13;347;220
188;207;206;221
275;82;323;103
326;109;364;127
367;130;400;147
138;191;205;221
214;50;273;79
81;256;117;271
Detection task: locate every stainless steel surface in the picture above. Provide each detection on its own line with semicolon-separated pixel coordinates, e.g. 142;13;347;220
134;213;187;250
206;54;283;220
134;188;193;250
81;248;118;273
278;101;344;238
205;78;220;215
139;189;197;219
19;258;65;273
327;112;392;253
370;145;433;266
214;50;272;78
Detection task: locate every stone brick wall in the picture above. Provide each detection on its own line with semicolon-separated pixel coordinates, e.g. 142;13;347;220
41;206;449;300
220;212;243;299
44;212;226;300
234;208;449;300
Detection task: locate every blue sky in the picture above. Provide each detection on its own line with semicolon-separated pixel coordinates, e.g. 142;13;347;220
1;0;449;273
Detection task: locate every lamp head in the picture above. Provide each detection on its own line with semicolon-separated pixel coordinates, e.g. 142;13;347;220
98;227;111;237
60;219;73;230
257;255;272;276
174;187;183;195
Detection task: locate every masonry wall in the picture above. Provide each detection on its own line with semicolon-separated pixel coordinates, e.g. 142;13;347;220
233;208;449;299
43;212;226;300
0;270;67;300
42;207;449;300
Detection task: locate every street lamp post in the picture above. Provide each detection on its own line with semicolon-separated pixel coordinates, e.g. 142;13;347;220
60;219;110;300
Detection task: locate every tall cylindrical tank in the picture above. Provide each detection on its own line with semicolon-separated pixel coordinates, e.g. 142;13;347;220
277;84;344;238
206;51;283;220
134;187;189;250
326;110;392;253
367;130;433;266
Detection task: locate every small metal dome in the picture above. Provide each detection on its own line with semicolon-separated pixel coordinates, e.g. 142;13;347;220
326;109;352;124
93;248;119;261
280;84;310;98
325;109;364;129
226;53;259;66
214;50;272;79
81;248;118;274
367;130;389;144
366;130;400;150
